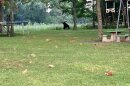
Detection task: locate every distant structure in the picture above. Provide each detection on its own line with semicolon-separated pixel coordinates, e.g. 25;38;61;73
105;0;115;13
86;0;96;10
46;3;52;13
105;0;115;25
117;0;130;30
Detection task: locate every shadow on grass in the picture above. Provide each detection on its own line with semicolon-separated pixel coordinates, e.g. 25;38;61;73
0;33;28;37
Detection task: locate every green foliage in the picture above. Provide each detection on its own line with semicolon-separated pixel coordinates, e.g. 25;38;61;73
8;0;72;24
59;0;93;18
3;0;93;24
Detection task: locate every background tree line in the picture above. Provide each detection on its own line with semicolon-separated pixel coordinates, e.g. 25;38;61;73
2;0;94;26
0;0;127;40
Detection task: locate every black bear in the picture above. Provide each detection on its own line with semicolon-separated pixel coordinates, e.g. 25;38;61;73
62;22;70;30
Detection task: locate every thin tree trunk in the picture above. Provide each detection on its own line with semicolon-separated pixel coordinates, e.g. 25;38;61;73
9;0;14;36
0;3;3;32
92;0;95;28
96;0;103;41
72;0;77;30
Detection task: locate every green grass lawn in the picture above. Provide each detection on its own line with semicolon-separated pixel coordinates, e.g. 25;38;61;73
0;29;130;86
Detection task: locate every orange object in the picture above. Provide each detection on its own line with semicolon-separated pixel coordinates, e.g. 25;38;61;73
105;71;113;76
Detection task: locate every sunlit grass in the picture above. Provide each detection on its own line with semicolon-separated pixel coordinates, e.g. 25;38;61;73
0;28;130;86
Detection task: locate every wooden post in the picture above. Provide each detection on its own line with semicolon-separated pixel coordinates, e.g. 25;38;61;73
9;0;14;36
7;14;10;36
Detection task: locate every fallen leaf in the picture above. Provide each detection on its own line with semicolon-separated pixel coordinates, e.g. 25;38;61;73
46;38;51;42
55;45;58;48
48;64;55;68
30;53;36;57
22;69;28;74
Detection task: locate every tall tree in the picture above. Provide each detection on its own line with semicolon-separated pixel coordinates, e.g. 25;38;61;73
92;0;96;28
96;0;103;41
59;0;78;30
0;0;4;32
72;0;77;30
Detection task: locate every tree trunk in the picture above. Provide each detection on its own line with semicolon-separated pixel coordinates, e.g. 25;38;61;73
9;0;14;36
0;3;3;32
92;0;95;28
96;0;103;41
72;0;77;30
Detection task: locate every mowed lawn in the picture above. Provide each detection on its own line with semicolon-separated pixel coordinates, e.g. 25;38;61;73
0;29;130;86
